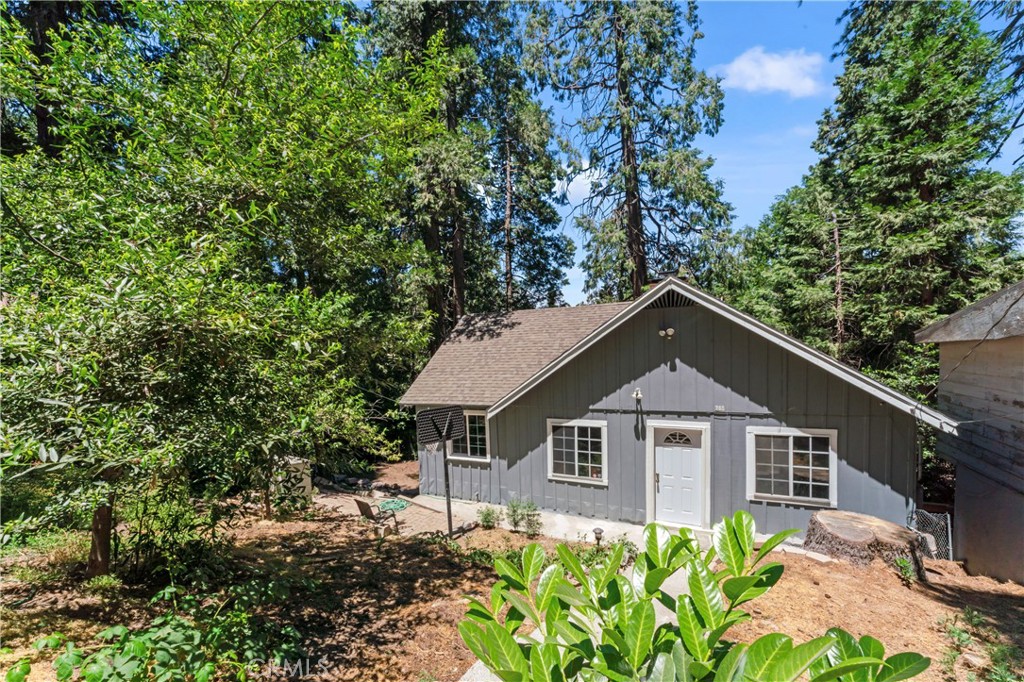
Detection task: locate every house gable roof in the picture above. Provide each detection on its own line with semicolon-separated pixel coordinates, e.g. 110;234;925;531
915;279;1024;344
399;302;630;407
403;277;958;434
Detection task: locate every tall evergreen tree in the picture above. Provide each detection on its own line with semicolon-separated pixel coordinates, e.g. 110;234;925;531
489;87;575;310
527;0;729;301
983;0;1023;164
731;0;1024;400
371;1;573;344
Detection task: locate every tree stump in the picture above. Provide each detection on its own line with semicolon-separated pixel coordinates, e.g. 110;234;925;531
804;510;927;581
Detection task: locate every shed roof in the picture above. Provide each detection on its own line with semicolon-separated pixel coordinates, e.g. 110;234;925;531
399;302;630;407
915;280;1024;344
402;277;958;434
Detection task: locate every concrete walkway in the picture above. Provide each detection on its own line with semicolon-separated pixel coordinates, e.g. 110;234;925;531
316;491;463;537
407;493;714;549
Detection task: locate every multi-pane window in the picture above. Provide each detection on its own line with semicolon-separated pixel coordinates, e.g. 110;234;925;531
548;420;607;484
748;429;835;505
452;412;488;460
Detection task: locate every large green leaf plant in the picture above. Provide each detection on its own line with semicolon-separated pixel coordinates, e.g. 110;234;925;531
460;511;929;682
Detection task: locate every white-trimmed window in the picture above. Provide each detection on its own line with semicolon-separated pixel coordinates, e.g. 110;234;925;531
547;419;608;485
450;411;489;461
746;427;837;507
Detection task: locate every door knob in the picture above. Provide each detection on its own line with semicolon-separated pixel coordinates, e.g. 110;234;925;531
655;473;660;491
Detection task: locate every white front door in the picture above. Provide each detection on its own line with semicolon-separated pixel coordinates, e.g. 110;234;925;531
654;428;703;527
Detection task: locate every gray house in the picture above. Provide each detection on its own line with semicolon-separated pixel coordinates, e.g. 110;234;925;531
402;277;957;536
916;280;1024;583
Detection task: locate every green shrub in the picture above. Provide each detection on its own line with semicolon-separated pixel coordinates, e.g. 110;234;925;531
506;498;540;535
578;534;639;570
477;506;503;530
893;556;916;587
523;512;543;539
460;510;930;682
83;574;123;597
26;578;305;681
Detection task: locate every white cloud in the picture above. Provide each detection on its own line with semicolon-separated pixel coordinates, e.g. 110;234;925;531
558;165;605;207
717;46;825;98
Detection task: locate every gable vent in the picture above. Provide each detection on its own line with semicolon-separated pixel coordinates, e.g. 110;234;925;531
645;289;694;309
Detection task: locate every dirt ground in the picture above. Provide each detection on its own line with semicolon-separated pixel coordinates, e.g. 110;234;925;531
2;493;1022;681
730;553;1024;682
370;460;420;493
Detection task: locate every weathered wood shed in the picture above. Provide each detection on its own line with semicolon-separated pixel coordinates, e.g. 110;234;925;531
402;277;957;537
916;279;1024;583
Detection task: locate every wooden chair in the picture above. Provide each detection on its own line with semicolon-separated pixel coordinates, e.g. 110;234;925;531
355;498;399;534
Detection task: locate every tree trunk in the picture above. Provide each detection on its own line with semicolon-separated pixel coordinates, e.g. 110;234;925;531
450;197;466;321
422;218;446;351
27;1;69;156
263;486;272;519
86;498;114;577
447;97;466;322
803;510;927;580
831;213;845;352
503;140;514;310
613;9;647;299
418;2;448;352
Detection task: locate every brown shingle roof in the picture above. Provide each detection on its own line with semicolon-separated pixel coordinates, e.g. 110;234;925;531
400;302;631;407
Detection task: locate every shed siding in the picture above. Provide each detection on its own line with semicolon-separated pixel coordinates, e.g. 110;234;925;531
419;307;918;534
952;466;1024;583
936;337;1024;492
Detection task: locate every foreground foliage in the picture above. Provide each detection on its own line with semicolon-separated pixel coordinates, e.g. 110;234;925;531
460;511;929;681
6;579;306;682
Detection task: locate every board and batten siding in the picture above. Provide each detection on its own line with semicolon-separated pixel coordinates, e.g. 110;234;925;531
418;307;919;535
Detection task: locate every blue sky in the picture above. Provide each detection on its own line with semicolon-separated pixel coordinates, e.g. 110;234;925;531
553;1;1020;305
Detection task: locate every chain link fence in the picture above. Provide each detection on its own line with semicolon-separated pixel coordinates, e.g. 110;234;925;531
910;509;953;560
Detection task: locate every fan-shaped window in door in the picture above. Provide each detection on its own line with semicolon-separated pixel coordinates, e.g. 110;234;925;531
664;431;693;446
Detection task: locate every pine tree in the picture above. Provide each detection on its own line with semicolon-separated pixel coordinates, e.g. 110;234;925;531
984;0;1023;164
731;0;1024;399
821;0;1024;390
489;88;575;309
371;1;573;341
527;0;729;301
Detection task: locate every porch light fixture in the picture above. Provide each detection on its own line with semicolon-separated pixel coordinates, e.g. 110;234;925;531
659;327;676;339
593;527;604;546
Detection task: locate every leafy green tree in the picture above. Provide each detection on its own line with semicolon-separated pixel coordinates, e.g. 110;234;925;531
817;0;1024;390
1;2;447;575
527;0;730;301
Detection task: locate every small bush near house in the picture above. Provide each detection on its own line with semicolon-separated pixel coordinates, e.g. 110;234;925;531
505;498;540;535
578;534;639;570
477;506;503;530
522;512;543;539
893;556;917;587
460;510;931;681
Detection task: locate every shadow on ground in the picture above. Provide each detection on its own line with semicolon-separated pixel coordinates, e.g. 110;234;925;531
234;506;492;681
